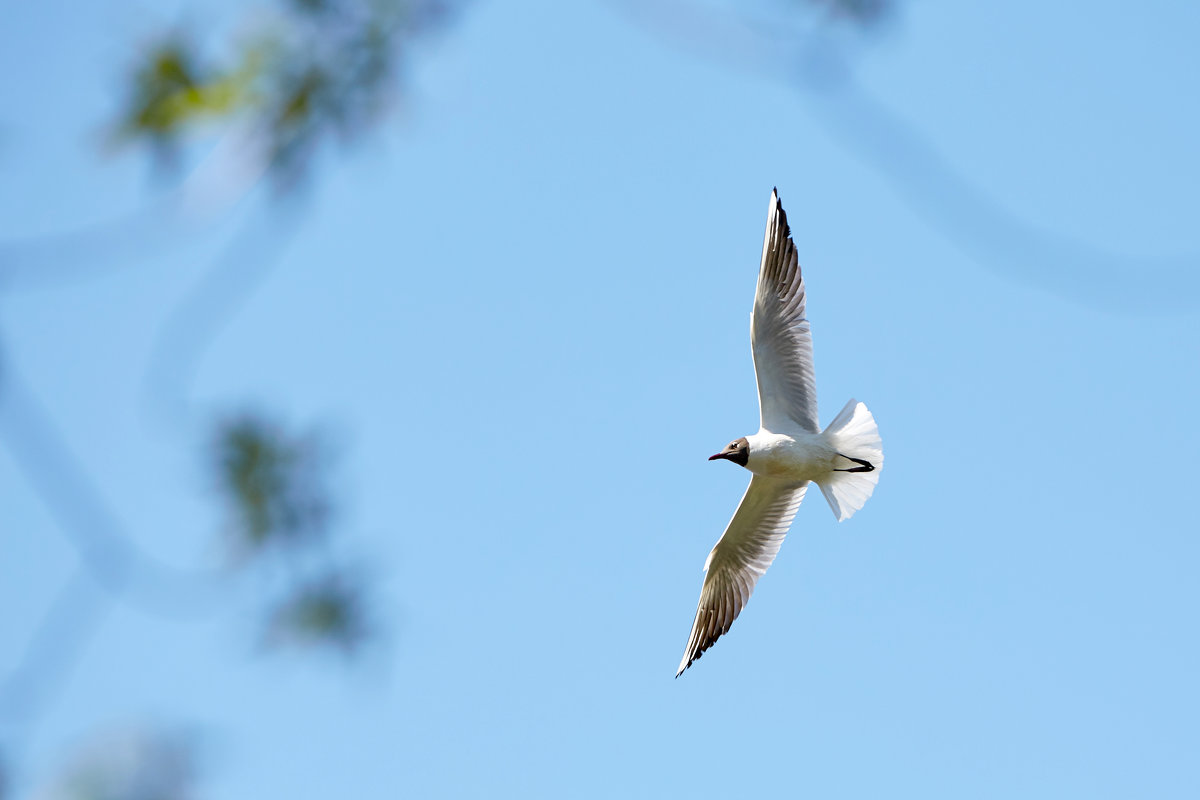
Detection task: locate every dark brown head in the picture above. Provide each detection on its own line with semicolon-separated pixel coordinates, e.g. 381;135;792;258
709;437;749;466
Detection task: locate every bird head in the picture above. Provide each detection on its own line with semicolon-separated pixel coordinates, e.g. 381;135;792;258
709;437;749;466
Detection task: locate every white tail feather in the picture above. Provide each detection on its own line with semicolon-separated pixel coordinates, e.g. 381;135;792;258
817;399;883;522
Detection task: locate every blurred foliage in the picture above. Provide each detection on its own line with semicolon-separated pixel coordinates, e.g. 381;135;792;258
264;571;373;655
1;1;437;790
212;413;375;656
214;414;330;553
33;728;196;800
808;0;891;27
113;0;454;186
111;37;258;169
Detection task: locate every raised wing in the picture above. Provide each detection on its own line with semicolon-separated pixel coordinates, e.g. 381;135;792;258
752;189;818;433
676;476;808;676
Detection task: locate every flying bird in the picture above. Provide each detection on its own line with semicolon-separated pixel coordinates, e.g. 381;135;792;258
676;188;883;677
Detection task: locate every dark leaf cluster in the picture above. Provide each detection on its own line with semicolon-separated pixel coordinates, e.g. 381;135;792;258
214;415;330;551
804;0;892;27
264;571;373;655
212;413;374;657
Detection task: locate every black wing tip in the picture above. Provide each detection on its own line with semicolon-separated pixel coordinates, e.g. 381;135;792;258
675;633;702;678
675;651;700;678
675;628;715;678
771;188;791;240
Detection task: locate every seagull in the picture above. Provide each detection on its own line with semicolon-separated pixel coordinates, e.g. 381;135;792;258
676;188;883;677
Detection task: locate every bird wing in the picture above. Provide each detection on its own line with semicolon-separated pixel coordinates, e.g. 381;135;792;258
676;476;808;676
752;189;819;434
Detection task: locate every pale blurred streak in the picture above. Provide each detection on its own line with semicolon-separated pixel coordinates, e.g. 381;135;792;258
32;727;198;800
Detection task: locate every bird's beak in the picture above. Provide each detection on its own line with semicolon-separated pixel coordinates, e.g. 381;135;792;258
708;452;727;461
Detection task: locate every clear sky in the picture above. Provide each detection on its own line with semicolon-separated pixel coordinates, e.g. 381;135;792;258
3;0;1200;797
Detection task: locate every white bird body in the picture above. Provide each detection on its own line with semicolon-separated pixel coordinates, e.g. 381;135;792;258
744;429;839;482
676;188;884;677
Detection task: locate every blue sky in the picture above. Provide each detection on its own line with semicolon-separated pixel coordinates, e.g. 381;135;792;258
3;0;1200;797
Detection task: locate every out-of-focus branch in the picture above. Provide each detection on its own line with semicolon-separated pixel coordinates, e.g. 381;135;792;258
0;363;218;787
811;79;1199;312
1;0;459;294
0;358;375;786
1;1;431;790
27;726;199;800
0;568;109;761
0;362;224;615
143;198;307;427
113;0;458;190
608;0;1200;313
0;198;181;290
0;129;273;292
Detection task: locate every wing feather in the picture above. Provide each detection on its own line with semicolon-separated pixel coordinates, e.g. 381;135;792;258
752;189;819;433
676;477;808;676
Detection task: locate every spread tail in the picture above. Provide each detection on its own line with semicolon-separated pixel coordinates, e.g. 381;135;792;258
817;398;883;522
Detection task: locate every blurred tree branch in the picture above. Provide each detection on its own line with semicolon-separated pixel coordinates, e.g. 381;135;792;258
112;0;454;190
143;199;307;426
0;361;220;793
0;0;458;292
0;360;224;614
0;5;449;792
609;0;1200;312
0;359;376;792
0;198;192;291
0;568;107;786
127;0;456;422
33;727;199;800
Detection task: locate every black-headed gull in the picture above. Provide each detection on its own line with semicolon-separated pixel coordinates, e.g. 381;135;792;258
676;188;883;677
